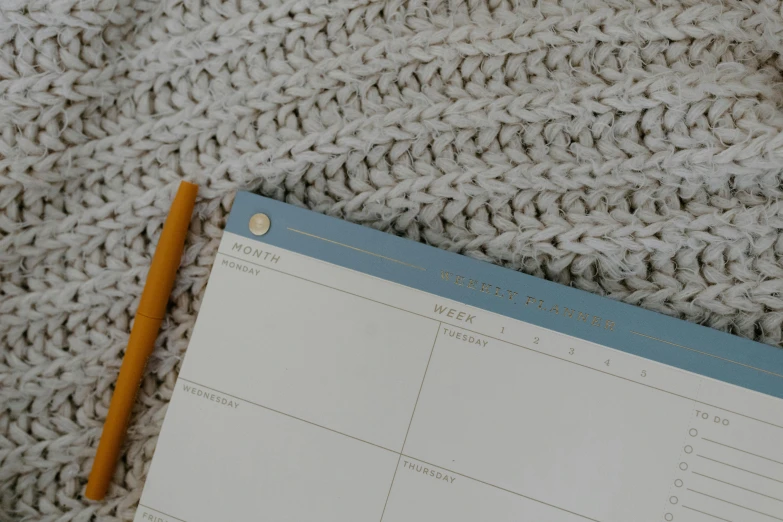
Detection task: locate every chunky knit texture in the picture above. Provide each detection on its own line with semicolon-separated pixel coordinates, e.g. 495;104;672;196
3;0;783;520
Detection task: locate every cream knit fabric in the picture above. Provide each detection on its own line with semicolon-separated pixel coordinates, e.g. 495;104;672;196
2;0;783;520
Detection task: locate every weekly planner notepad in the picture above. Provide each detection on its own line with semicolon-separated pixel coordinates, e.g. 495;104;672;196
134;191;783;522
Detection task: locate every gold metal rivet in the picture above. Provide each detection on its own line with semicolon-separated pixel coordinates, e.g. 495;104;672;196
249;213;271;236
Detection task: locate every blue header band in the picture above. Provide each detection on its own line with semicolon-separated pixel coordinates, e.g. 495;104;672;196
226;191;783;399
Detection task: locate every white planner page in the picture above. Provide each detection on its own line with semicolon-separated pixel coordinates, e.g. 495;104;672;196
134;230;783;522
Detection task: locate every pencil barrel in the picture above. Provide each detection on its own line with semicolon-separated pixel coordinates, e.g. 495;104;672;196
138;181;198;320
85;314;162;500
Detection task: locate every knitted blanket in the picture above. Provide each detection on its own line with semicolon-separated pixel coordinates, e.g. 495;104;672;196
2;0;783;520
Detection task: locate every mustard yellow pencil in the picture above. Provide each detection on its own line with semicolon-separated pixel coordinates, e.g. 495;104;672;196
85;181;198;501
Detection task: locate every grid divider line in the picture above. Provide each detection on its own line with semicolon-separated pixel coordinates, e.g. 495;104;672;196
176;367;602;522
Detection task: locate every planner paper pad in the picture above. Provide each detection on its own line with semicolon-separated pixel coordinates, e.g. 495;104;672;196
134;192;783;522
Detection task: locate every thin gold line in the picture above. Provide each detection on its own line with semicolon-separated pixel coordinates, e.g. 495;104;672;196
683;506;733;522
399;455;601;521
687;488;783;521
697;455;783;484
287;228;426;271
179;378;398;455
692;472;783;503
379;324;441;522
630;331;783;379
702;437;783;466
